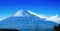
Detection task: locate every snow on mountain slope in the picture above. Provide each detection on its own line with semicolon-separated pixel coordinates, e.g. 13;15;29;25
13;9;30;17
13;9;24;16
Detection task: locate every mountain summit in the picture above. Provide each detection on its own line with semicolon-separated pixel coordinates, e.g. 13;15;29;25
13;9;30;17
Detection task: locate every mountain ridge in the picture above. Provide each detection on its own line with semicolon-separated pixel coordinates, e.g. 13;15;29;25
0;10;58;31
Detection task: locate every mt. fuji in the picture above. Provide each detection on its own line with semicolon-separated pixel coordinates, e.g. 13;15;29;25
0;10;57;31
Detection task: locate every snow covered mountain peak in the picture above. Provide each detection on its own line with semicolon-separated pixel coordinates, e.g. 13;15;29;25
13;9;30;17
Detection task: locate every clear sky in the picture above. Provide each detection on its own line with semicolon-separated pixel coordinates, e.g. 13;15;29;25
0;0;60;21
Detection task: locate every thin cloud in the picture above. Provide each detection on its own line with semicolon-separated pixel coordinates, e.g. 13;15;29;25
46;15;60;23
28;10;47;18
28;10;60;23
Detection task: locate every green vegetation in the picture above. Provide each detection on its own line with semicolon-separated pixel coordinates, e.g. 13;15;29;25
0;29;19;31
52;24;60;31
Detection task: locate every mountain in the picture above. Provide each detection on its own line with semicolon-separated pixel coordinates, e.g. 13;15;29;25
0;10;58;31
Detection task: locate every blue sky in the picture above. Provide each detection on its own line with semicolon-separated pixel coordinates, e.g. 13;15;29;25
0;0;60;21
